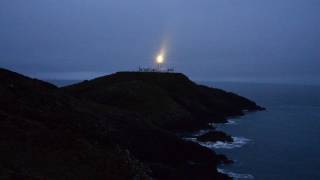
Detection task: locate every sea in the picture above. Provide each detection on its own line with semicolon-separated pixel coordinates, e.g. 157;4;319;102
200;81;320;180
50;80;320;180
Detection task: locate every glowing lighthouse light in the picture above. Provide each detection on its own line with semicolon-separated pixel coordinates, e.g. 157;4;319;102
155;52;165;71
156;54;164;64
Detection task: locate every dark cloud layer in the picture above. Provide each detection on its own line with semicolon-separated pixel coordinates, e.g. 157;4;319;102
0;0;319;83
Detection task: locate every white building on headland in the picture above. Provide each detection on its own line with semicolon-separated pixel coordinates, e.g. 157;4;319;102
138;66;175;73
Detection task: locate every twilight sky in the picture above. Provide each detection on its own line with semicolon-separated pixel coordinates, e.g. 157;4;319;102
0;0;319;83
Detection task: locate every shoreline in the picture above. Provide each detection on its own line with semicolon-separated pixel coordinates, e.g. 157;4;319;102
180;110;263;179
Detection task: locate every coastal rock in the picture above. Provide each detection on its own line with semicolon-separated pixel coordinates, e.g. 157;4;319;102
217;154;234;164
197;131;233;143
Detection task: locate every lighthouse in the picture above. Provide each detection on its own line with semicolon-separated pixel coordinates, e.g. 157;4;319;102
156;53;164;71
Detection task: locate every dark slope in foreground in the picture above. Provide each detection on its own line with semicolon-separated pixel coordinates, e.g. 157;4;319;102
64;72;264;131
0;68;149;179
0;69;263;180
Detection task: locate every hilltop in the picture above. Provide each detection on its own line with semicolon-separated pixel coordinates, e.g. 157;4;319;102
64;72;264;131
0;68;264;179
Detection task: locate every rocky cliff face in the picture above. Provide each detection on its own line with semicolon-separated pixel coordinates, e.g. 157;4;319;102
0;69;263;179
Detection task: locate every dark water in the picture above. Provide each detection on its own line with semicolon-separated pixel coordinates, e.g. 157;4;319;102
202;82;320;180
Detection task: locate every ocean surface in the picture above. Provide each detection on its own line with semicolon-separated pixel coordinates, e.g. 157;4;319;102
49;80;320;179
200;81;320;180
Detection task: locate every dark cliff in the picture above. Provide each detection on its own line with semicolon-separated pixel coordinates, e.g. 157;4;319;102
64;72;263;131
0;69;264;180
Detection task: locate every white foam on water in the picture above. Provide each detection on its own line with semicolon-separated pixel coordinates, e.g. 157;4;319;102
218;168;255;179
183;137;197;141
191;129;213;137
226;120;237;125
196;137;251;149
208;122;215;127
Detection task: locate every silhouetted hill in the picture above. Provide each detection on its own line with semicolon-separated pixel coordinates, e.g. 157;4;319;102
64;72;264;131
0;68;264;179
0;68;149;179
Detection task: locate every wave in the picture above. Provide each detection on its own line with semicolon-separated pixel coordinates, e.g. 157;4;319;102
190;119;238;137
218;168;254;179
195;137;251;149
208;122;215;128
210;119;238;127
191;129;213;137
226;120;237;125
